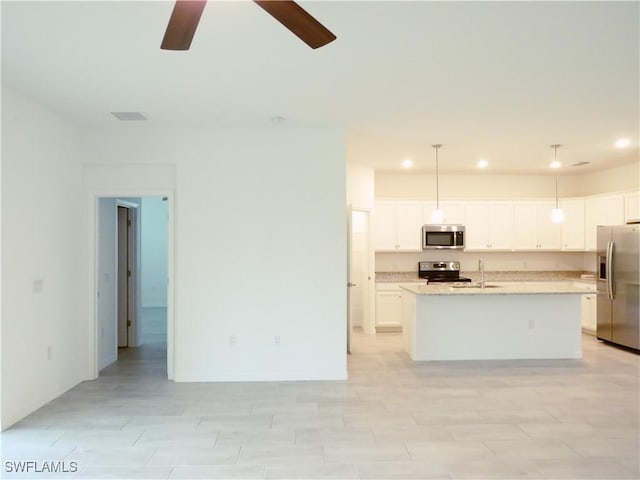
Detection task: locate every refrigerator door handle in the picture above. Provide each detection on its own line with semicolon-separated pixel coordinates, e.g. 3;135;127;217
607;241;615;300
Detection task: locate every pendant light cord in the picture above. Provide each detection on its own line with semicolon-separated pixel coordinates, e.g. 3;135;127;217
433;144;442;210
555;169;559;209
552;144;560;209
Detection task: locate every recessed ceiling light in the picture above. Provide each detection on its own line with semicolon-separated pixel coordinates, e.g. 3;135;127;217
270;116;286;124
550;161;561;169
615;138;631;148
476;159;489;169
402;159;413;169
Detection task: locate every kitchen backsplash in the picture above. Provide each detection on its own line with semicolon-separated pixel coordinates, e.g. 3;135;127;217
376;250;596;273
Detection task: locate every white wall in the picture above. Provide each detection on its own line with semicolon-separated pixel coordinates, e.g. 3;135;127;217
1;87;86;429
96;198;117;370
80;126;347;381
346;163;374;209
141;197;168;308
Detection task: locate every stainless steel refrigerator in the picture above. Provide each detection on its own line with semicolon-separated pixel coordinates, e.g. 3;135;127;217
597;224;640;349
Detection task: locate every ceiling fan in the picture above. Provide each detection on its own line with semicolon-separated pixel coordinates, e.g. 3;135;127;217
161;0;336;51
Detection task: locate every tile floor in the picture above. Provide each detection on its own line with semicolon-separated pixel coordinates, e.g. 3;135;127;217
1;313;638;479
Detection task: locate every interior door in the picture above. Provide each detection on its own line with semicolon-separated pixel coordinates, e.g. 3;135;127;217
347;207;353;353
350;211;368;330
117;207;129;347
348;207;372;353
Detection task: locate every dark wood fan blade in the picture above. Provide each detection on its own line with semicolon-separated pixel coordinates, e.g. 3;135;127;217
254;0;336;49
161;0;207;50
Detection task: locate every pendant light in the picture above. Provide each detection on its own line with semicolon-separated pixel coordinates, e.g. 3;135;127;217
550;144;564;223
431;144;445;223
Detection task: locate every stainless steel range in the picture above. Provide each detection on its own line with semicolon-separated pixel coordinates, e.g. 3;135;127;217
418;261;473;283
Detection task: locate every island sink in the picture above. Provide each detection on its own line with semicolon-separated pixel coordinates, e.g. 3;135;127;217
450;283;501;289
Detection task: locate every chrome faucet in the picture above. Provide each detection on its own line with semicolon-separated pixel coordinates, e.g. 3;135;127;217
478;258;486;289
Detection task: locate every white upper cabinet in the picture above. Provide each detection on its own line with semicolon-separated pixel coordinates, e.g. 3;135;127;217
422;201;465;225
624;191;640;223
374;201;422;252
513;203;538;249
374;202;397;250
513;202;562;250
585;194;625;250
374;193;630;253
560;199;585;250
464;203;514;250
536;202;563;250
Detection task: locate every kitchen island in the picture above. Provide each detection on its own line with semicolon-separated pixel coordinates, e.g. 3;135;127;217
401;282;593;361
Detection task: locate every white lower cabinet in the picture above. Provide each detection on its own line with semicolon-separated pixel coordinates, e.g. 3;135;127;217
581;293;597;332
375;283;406;331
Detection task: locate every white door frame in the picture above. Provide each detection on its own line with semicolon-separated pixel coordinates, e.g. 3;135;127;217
88;189;175;380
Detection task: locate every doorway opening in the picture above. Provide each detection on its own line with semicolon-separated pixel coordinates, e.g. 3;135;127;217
347;207;374;354
93;195;172;379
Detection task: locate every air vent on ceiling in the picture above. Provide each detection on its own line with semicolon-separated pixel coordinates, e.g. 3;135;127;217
111;111;148;121
569;161;590;167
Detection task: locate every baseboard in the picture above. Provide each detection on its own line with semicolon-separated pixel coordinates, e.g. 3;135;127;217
98;353;117;371
1;376;82;431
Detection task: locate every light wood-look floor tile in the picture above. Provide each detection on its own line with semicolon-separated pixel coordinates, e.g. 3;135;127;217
1;311;638;479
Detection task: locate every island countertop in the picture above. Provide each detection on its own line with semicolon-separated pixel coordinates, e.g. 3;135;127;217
401;280;594;296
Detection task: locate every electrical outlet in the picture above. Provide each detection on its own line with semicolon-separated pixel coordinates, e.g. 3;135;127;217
528;319;535;330
274;335;280;345
47;346;52;360
229;335;237;346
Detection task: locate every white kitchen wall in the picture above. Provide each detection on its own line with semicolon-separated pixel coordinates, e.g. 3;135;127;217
578;162;640;196
141;197;168;308
80;126;347;381
97;198;117;370
375;172;584;199
376;251;591;273
1;87;86;429
375;163;639;200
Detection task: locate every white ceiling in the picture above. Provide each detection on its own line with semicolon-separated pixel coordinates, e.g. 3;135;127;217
2;0;638;174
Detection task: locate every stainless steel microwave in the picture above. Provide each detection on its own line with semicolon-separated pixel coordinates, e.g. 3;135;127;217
422;224;465;250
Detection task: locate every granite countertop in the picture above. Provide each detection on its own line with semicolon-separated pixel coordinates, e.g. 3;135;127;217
376;271;596;284
401;281;594;296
